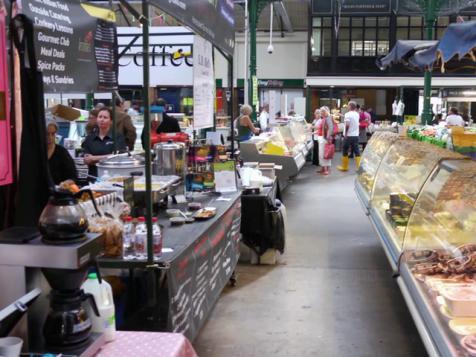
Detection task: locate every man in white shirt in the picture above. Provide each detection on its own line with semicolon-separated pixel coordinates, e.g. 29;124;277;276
446;107;466;127
259;105;269;131
338;101;361;171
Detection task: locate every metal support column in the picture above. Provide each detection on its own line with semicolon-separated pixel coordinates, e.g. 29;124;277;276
141;0;155;266
421;0;437;125
248;0;258;121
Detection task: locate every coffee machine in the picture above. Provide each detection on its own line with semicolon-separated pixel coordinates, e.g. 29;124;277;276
0;228;104;355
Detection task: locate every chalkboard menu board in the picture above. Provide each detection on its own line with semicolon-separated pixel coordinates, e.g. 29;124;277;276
20;1;118;93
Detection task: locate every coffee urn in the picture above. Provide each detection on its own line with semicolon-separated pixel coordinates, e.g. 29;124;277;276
152;141;186;177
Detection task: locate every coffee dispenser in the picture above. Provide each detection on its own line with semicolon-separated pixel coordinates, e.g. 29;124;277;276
0;227;104;355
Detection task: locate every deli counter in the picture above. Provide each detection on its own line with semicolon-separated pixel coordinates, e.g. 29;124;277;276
355;135;476;356
240;119;312;189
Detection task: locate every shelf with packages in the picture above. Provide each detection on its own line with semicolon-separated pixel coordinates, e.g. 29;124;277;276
239;129;307;190
355;132;401;212
368;139;465;268
397;159;476;357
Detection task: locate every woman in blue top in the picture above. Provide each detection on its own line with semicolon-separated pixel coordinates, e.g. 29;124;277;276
237;104;260;142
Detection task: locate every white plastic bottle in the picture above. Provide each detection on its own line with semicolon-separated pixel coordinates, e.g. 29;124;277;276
135;217;147;259
81;273;116;342
152;217;162;259
122;216;135;259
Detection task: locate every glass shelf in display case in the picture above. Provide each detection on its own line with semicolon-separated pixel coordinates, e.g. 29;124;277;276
356;132;400;208
370;139;464;257
400;159;476;357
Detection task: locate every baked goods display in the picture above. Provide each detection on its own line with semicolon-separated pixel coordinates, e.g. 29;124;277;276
357;132;399;193
88;217;123;257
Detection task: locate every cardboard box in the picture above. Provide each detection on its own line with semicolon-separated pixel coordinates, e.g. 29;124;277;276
50;104;81;122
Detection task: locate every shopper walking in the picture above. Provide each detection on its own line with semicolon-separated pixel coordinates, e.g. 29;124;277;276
318;106;334;175
338;101;361;171
359;106;371;152
311;108;321;167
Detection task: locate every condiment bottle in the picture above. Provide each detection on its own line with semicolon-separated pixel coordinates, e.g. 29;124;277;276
152;217;162;259
135;217;147;259
122;216;135;260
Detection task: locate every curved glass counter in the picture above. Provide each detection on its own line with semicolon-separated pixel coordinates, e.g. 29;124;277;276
400;159;476;356
370;139;464;257
355;132;400;208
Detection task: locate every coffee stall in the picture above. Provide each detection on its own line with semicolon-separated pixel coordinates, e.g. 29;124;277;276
0;0;237;355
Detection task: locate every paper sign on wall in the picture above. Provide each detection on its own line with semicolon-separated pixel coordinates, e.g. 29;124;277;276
193;36;215;130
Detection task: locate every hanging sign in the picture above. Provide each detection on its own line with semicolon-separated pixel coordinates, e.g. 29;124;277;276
20;1;118;93
0;5;12;186
150;0;234;56
252;76;258;105
312;0;391;14
193;36;214;130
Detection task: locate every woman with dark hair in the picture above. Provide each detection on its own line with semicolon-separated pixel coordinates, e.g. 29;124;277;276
47;121;77;185
82;107;127;179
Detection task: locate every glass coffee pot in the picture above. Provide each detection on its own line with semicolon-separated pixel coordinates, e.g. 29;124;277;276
39;189;101;244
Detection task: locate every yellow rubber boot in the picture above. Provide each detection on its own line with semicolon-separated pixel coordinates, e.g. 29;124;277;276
337;156;350;172
355;156;361;170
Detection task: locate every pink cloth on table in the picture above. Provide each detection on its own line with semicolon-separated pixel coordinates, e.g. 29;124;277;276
95;331;198;357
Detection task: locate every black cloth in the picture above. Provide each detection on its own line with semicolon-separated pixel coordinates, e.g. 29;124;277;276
141;113;181;150
82;132;126;178
312;139;319;166
157;113;181;133
48;145;78;185
12;14;50;226
343;136;360;158
241;180;285;256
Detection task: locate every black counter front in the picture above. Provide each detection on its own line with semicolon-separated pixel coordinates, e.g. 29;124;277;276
98;191;241;341
240;180;285;257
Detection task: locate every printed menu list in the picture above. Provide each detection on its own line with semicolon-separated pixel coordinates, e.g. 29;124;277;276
95;19;118;90
28;0;76;89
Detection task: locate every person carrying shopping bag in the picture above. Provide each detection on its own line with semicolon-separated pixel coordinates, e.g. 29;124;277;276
311;109;321;168
318;106;336;176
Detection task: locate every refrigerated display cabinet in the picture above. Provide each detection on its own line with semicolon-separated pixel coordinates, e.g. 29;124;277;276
355;132;400;212
396;159;476;357
240;133;306;190
369;139;464;267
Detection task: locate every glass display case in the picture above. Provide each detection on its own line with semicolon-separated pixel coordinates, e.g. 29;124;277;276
399;159;476;356
369;139;464;259
356;132;400;209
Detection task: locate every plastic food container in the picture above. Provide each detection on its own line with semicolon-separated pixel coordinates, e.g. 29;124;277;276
441;286;476;317
461;334;476;356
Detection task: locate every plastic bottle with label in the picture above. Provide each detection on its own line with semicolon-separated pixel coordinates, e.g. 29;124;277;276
122;216;135;260
152;217;162;259
135;217;147;259
81;273;116;342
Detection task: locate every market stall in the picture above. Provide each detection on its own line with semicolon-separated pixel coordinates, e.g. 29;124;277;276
0;0;239;355
356;132;476;356
239;118;312;189
97;191;241;341
407;125;476;159
366;139;465;268
395;159;476;356
355;131;400;213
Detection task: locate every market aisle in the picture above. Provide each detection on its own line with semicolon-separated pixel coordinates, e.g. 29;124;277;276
194;160;427;357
